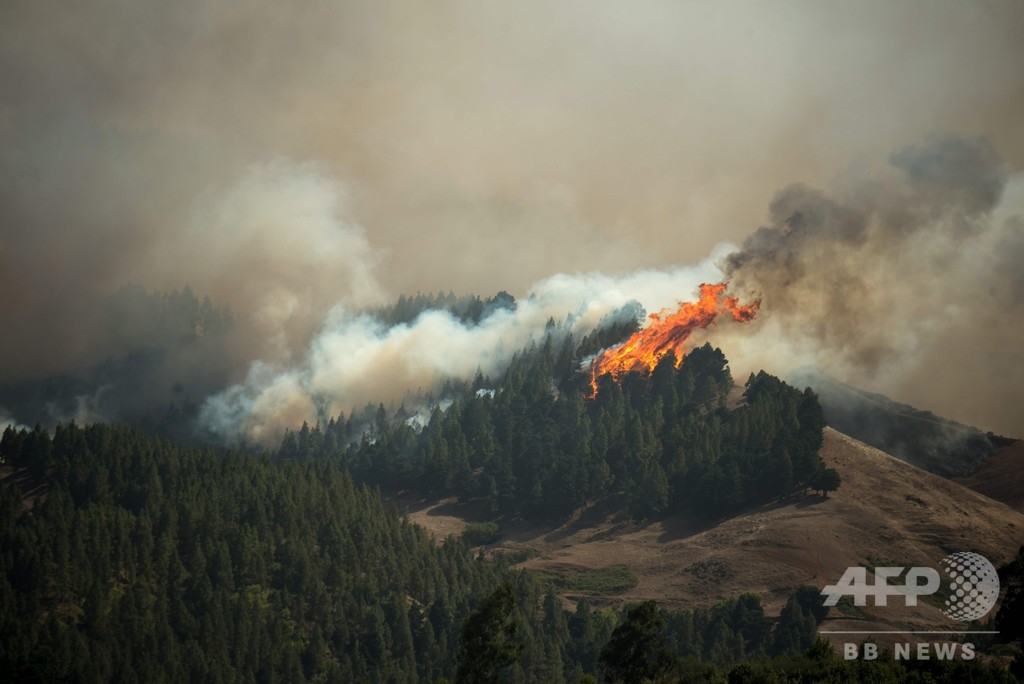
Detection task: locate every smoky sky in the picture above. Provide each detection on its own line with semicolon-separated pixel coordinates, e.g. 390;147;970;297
2;0;1023;434
719;135;1024;436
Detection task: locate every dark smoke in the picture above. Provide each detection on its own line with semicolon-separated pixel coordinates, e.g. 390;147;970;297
889;135;1007;221
2;1;1023;438
722;135;1024;436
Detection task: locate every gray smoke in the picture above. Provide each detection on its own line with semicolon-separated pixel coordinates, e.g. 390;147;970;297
2;0;1023;437
720;136;1024;436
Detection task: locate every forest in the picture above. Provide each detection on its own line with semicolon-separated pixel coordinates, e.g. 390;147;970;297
0;295;1020;682
2;422;1020;682
291;339;836;523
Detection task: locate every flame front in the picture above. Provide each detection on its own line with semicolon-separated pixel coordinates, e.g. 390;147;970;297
590;283;758;394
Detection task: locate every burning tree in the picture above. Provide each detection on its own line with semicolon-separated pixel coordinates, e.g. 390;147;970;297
589;283;758;395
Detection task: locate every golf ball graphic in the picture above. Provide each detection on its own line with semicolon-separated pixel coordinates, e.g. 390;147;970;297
940;552;999;622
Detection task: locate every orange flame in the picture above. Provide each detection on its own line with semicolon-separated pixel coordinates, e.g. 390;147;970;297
589;283;758;394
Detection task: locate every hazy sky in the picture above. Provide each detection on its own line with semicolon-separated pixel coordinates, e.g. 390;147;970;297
2;0;1023;434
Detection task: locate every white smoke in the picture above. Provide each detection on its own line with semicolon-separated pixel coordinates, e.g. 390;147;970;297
405;398;455;432
160;159;386;363
200;243;737;443
197;139;1024;444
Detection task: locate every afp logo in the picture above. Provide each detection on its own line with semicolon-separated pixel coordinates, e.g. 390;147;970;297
821;552;1000;622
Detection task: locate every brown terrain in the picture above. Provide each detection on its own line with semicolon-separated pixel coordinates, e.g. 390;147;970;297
398;427;1024;648
398;494;470;540
955;440;1024;512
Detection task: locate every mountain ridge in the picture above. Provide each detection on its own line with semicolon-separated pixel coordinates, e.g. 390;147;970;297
788;368;1013;477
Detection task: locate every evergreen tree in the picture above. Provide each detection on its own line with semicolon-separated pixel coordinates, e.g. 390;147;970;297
813;468;841;497
456;582;525;683
599;601;674;683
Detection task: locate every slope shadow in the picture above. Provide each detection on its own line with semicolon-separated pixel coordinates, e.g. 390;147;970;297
654;513;723;544
655;494;826;544
795;494;829;508
539;495;635;545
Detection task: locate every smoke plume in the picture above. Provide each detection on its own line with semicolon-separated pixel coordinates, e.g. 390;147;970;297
2;0;1023;436
719;135;1024;436
200;249;731;443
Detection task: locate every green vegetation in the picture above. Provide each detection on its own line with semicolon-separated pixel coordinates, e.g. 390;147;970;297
599;601;674;682
492;548;536;565
813;467;842;497
0;422;1016;681
537;564;639;597
9;327;1023;681
372;290;517;327
0;284;236;434
314;340;835;524
462;520;502;546
0;423;504;682
998;545;1024;678
726;640;1018;684
456;581;524;683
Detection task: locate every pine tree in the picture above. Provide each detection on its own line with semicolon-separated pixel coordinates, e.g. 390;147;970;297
456;582;524;683
599;601;674;683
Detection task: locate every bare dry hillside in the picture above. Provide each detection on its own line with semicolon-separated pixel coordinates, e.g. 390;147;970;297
401;427;1024;633
955;440;1024;512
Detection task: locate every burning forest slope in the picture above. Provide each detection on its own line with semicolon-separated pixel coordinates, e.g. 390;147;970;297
404;427;1024;622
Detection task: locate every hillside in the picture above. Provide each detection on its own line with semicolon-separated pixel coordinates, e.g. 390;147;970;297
405;427;1024;631
955;440;1024;512
789;369;1009;477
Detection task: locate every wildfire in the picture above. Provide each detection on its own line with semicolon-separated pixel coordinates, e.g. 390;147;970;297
589;283;758;394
